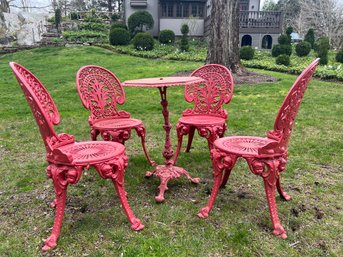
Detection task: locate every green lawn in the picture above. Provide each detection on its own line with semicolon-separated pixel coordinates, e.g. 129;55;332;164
0;46;342;256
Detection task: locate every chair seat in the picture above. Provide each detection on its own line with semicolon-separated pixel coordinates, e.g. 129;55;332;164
214;136;277;156
93;118;142;130
58;141;125;165
179;115;225;126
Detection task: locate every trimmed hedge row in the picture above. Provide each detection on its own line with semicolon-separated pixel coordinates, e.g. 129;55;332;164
99;44;343;81
242;58;343;80
79;22;109;32
63;31;108;43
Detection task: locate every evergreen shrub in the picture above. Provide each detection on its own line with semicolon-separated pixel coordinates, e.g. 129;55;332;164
55;9;62;31
336;48;343;63
240;46;255;60
272;44;292;57
304;28;315;49
276;54;290;66
159;30;175;44
132;32;154;50
70;12;79;20
180;24;189;52
295;41;311;57
110;22;128;31
314;37;330;65
278;34;291;45
128;11;154;36
286;27;293;36
111;13;120;22
109;28;130;46
79;22;109;32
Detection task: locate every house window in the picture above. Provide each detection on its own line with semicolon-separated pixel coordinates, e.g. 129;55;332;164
176;5;182;17
241;35;252;46
262;35;273;49
167;4;173;17
161;2;204;18
183;4;189;17
198;5;204;17
162;4;167;17
240;0;249;11
192;4;197;16
191;4;204;17
162;3;174;17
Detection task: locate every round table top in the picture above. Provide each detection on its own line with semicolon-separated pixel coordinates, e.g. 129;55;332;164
122;76;204;88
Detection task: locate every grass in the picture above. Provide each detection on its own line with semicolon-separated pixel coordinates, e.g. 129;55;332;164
0;46;342;256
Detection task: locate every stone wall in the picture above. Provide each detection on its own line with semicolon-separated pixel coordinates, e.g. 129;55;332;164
0;11;48;46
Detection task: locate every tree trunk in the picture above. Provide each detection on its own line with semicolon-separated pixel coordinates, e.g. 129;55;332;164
108;0;112;13
0;0;10;13
206;0;246;74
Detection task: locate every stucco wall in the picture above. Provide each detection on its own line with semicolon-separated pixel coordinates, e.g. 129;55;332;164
240;33;279;49
249;0;261;11
160;18;204;36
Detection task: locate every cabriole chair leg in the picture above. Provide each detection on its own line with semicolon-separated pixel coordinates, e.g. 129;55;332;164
135;125;156;166
185;126;196;152
43;165;81;251
94;155;144;231
276;177;292;201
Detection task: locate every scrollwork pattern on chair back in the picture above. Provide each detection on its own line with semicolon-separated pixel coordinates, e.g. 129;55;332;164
270;58;319;150
183;64;234;118
10;62;60;152
76;66;128;122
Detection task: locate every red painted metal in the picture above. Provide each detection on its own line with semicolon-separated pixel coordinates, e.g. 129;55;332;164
198;59;320;239
172;64;234;164
10;62;144;251
122;76;203;202
76;65;155;166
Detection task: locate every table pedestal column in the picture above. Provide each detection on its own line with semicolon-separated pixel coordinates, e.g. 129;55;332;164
145;87;200;202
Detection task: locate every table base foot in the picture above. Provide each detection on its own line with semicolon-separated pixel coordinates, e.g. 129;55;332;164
145;165;200;202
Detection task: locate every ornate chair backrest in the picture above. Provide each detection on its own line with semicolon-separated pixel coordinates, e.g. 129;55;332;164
268;58;319;151
76;65;128;124
183;64;234;118
10;62;65;154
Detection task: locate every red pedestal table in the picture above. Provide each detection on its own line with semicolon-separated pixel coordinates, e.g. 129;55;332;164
122;76;204;202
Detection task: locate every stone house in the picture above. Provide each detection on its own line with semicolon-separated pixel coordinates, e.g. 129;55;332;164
123;0;283;49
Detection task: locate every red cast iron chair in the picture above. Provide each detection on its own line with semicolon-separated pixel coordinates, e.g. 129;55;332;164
173;64;234;164
10;62;144;251
76;65;155;166
198;59;320;239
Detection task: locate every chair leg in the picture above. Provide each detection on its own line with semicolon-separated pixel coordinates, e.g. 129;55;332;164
263;176;287;238
219;153;238;188
220;169;232;188
43;165;81;251
276;176;292;201
185;126;196;152
134;125;156;166
247;158;287;239
198;149;227;218
197;167;223;218
218;123;227;138
173;123;189;165
112;177;144;231
95;155;144;231
91;128;100;141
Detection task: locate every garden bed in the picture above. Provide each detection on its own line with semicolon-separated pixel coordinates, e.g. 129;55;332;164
99;43;343;82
